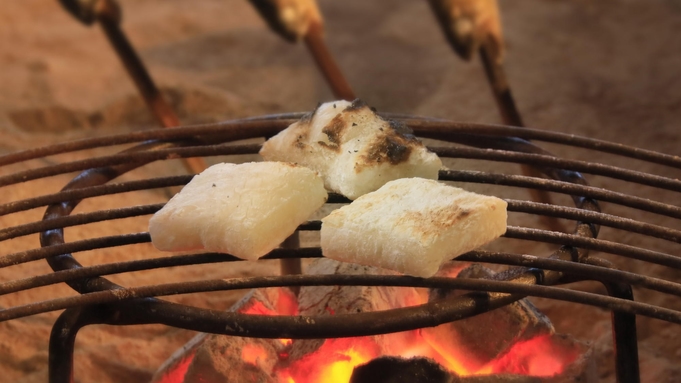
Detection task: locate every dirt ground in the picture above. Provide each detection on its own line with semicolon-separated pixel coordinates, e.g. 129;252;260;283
0;0;680;382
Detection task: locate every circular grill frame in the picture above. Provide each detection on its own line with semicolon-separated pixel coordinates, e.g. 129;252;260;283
2;115;681;383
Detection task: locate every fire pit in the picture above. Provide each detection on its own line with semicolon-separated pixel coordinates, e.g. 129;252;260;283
0;1;680;383
150;260;595;383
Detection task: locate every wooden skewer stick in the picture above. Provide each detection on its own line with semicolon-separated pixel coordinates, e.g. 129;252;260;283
95;0;206;175
304;21;356;101
425;0;564;232
479;42;565;233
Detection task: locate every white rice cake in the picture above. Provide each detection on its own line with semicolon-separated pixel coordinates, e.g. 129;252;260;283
320;178;507;277
149;162;327;260
259;100;442;200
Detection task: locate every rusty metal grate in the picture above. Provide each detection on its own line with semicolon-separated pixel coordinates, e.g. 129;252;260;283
2;115;681;383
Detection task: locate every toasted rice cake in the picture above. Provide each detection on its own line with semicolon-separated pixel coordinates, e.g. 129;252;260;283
149;161;327;260
259;100;442;200
320;178;507;277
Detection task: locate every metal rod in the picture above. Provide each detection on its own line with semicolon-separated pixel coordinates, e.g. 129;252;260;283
440;170;681;219
580;257;640;383
0;143;261;187
3;274;681;327
7;225;677;274
504;226;681;269
0;117;296;167
0;176;191;216
49;307;91;383
0;204;163;242
404;120;681;169
3;117;679;171
280;232;302;295
5;200;681;251
3;249;681;302
304;21;356;101
430;146;681;192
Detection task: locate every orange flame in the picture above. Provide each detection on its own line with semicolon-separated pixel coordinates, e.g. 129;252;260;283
153;350;196;383
241;344;270;366
483;334;578;377
279;338;379;383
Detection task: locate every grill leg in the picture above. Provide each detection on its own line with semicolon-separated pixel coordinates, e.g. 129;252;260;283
280;232;302;296
581;257;640;383
49;306;95;383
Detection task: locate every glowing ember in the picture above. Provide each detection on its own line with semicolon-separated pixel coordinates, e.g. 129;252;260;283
153;351;196;383
279;338;379;383
241;344;270;366
484;334;579;377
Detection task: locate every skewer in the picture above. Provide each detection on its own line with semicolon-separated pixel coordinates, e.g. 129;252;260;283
58;0;206;175
426;0;563;232
247;0;356;100
304;21;356;101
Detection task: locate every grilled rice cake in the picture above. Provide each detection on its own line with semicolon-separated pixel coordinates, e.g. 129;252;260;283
321;178;507;277
149;161;327;260
259;99;442;200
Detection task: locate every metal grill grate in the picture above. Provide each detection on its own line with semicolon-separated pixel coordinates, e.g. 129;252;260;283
1;115;681;383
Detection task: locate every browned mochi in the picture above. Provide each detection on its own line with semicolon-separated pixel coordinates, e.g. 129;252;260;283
320;178;507;277
260;100;442;199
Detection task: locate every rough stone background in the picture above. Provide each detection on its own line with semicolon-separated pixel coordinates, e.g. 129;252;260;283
0;0;680;382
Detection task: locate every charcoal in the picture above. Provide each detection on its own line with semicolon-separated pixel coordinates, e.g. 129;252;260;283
182;335;281;383
422;264;554;371
350;356;453;383
288;258;424;361
150;287;293;383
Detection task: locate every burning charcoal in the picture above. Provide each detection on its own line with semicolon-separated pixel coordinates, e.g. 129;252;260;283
290;259;425;358
350;356;454;383
277;258;425;381
150;287;295;383
182;336;282;383
491;334;596;383
349;356;547;383
422;264;554;372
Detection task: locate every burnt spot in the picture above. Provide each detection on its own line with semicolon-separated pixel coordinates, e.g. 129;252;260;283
322;114;347;146
289;121;310;150
295;133;307;149
384;136;412;163
359;133;413;169
346;98;368;111
317;140;340;152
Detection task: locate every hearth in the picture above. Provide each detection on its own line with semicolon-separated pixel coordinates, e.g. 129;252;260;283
1;1;680;383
